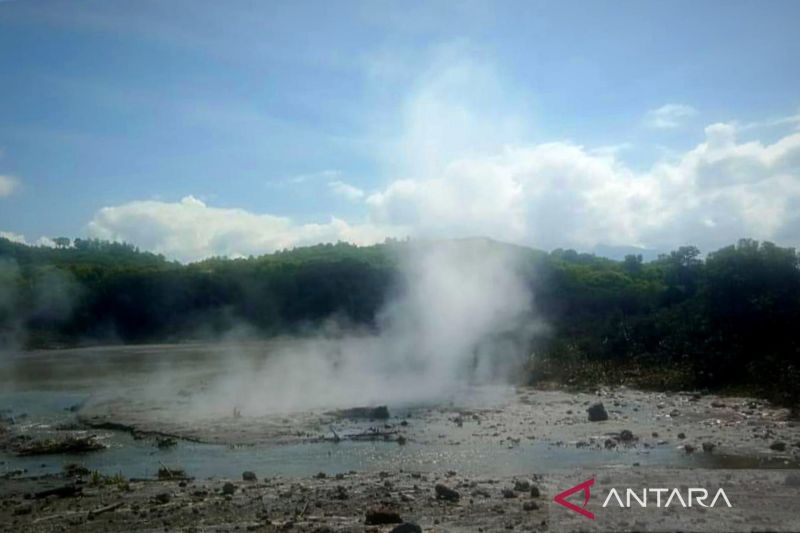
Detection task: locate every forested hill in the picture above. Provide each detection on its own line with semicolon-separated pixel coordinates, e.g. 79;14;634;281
1;236;799;404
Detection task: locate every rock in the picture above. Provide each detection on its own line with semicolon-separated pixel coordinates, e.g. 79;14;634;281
435;483;460;502
502;488;516;498
770;441;787;452
711;400;726;408
62;463;90;477
523;501;540;511
669;409;680;417
242;471;257;482
513;479;531;492
530;486;541;498
154;492;171;504
331;406;390;420
391;523;423;533
365;508;402;525
587;403;609;422
677;432;686;439
156;437;177;449
785;473;800;487
222;482;236;495
13;504;32;516
397;435;407;445
157;466;187;480
34;484;81;499
332;486;349;500
604;438;617;449
619;429;635;442
471;488;491;498
702;442;716;453
684;444;695;454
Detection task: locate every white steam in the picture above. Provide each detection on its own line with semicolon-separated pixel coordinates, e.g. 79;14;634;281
191;240;539;416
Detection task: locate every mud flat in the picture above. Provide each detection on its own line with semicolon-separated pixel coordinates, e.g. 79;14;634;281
77;386;800;465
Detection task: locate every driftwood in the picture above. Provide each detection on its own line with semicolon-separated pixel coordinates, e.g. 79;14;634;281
88;501;124;518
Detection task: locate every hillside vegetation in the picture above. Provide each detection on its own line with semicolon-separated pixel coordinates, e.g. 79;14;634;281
1;237;798;405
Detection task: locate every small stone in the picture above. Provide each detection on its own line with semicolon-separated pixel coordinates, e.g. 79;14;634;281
513;479;530;492
154;492;171;504
435;483;460;502
530;486;541;498
785;473;800;487
365;508;402;525
523;501;539;511
684;444;695;454
13;504;32;516
770;441;787;452
222;482;236;495
604;438;617;449
587;403;609;422
702;442;715;453
677;432;686;439
242;471;257;482
502;488;516;498
619;429;635;442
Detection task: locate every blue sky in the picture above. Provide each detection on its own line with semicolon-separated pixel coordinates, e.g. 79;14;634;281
1;0;799;261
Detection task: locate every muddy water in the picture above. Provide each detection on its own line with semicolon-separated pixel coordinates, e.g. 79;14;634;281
1;343;798;480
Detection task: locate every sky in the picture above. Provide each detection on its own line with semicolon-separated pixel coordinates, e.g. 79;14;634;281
0;0;799;262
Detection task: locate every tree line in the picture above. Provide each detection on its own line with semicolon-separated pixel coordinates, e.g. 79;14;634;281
1;236;798;404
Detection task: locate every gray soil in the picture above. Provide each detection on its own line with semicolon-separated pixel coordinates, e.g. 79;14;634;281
3;344;800;531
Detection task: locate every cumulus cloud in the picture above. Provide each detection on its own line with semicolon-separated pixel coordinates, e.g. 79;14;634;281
644;103;698;129
328;180;365;200
87;195;403;262
0;175;19;197
78;47;800;261
367;122;800;253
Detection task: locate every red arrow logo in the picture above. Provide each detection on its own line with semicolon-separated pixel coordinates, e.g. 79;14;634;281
553;478;596;520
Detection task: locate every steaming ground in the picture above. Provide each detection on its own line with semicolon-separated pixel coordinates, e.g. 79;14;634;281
4;343;800;532
3;243;800;531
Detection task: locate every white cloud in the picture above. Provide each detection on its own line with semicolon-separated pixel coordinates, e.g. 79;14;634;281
367;123;800;253
81;120;800;261
87;195;403;262
285;169;341;184
0;175;19;197
644;103;698;129
328;180;365;200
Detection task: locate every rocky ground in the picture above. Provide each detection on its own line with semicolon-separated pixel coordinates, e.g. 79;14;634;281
76;386;800;463
3;386;800;532
0;469;549;533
